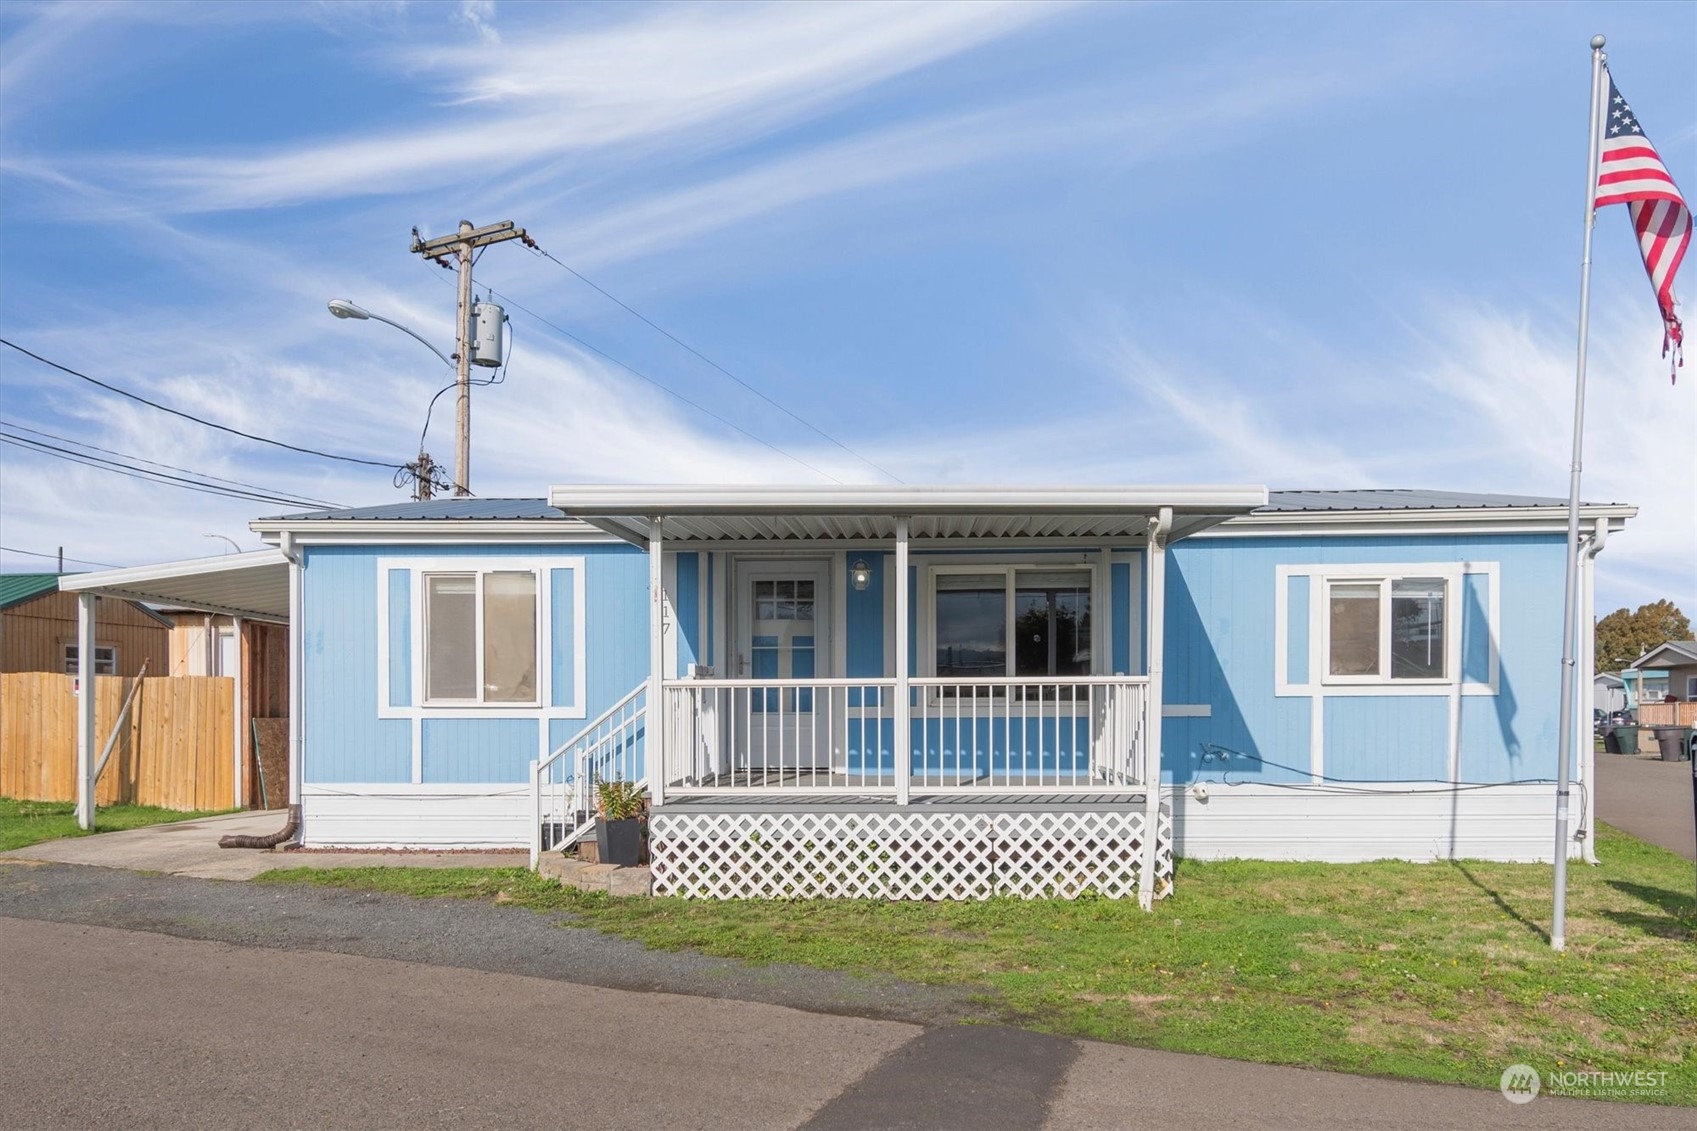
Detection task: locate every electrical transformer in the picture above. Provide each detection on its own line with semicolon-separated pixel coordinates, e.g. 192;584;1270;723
469;301;507;368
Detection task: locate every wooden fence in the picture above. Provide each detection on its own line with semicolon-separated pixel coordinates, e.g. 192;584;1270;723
0;672;234;810
1639;702;1697;727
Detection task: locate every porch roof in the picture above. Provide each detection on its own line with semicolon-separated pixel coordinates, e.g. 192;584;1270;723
57;550;290;623
546;484;1268;545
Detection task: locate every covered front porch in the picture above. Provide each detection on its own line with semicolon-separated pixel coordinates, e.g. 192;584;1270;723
540;484;1266;903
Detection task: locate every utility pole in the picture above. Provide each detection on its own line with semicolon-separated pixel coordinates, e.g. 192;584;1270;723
409;219;529;496
411;452;437;501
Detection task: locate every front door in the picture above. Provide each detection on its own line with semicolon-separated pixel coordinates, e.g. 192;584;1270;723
734;561;831;771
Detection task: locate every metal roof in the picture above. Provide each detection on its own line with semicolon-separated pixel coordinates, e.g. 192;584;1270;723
1630;641;1697;670
545;484;1270;545
259;498;567;522
1;572;66;610
1259;489;1622;511
58;550;291;622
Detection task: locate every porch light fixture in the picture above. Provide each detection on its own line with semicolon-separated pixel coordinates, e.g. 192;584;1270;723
850;559;872;591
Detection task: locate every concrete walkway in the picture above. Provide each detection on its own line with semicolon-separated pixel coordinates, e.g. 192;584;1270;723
0;810;526;880
1594;752;1697;861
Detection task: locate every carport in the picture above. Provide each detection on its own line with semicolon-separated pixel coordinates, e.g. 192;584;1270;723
58;550;292;828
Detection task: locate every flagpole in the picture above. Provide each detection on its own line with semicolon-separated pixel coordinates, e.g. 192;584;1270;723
1552;34;1609;953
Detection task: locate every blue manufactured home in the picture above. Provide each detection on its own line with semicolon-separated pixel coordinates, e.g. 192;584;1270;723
63;485;1633;903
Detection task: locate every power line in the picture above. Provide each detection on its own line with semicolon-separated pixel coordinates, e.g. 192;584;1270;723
0;544;120;569
0;419;342;509
0;432;332;509
482;286;844;484
528;245;901;483
0;338;405;470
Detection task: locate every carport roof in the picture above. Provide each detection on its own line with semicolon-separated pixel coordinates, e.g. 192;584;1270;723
57;550;290;622
544;484;1270;545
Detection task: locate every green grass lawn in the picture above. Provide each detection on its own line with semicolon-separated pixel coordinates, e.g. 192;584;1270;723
257;823;1697;1104
0;797;234;852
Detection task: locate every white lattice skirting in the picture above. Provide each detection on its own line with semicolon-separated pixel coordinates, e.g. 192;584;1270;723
649;806;1174;900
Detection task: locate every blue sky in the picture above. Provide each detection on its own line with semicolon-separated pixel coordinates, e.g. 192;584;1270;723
0;1;1692;615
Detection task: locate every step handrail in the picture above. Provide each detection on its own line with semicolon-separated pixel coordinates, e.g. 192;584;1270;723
531;682;647;867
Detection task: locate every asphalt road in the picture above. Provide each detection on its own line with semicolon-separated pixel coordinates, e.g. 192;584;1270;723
1594;751;1697;861
4;862;1688;1130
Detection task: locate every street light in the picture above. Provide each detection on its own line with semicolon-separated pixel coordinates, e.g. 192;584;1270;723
326;298;460;500
203;533;243;555
326;299;455;369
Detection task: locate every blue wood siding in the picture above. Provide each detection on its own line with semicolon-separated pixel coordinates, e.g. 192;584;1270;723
549;567;577;709
303;548;410;783
1112;561;1132;675
585;549;650;714
846;551;886;683
1164;533;1564;787
675;552;699;676
302;542;647;786
421;718;539;782
387;569;411;708
1323;696;1448;780
1285;573;1309;685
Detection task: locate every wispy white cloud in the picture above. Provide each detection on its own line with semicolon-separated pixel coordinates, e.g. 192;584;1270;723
34;2;1062;214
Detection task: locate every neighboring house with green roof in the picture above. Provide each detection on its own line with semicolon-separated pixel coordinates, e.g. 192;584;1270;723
1;573;169;678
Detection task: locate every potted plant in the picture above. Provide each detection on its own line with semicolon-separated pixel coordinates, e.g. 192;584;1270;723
595;779;646;867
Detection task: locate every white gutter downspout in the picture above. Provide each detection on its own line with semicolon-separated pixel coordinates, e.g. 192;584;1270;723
280;531;302;817
1579;516;1608;865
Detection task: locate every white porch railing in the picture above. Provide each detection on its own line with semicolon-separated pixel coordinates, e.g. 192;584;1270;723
661;676;1149;796
530;684;646;866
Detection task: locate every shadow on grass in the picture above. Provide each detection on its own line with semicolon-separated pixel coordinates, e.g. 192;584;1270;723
1603;880;1697;940
1448;861;1549;943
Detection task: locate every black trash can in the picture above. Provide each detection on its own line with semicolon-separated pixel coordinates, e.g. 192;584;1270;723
1603;727;1622;754
1652;726;1691;762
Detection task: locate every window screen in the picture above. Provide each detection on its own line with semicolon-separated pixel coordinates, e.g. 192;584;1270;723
482;571;537;702
425;574;477;700
1328;583;1380;677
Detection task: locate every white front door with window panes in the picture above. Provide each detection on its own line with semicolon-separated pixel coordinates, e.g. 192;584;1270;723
734;561;831;770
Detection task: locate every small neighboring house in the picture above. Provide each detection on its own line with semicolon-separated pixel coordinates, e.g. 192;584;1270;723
1;572;169;677
1594;672;1627;715
1631;641;1697;704
60;486;1635;904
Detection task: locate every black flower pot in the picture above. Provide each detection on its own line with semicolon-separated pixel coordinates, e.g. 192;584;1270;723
598;817;642;867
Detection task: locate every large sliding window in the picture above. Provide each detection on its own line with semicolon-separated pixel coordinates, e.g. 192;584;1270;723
423;570;538;704
933;567;1093;681
1325;575;1446;684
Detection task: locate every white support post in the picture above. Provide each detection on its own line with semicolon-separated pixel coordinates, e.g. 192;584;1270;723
75;592;97;830
1140;508;1171;910
649;517;667;809
231;616;245;810
286;541;303;814
894;517;911;806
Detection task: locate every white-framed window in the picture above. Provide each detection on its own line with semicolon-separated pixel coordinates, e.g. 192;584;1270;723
62;644;118;676
422;569;539;705
928;565;1096;683
1323;575;1448;684
1686;675;1697;700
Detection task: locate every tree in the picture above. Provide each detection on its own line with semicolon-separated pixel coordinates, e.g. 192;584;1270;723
1595;600;1691;672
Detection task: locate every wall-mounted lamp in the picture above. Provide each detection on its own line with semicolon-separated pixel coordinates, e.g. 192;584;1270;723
850;558;872;591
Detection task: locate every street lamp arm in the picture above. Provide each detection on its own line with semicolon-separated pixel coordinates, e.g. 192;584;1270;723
362;311;454;368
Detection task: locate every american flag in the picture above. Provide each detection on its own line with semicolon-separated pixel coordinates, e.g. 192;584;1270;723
1596;74;1689;379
